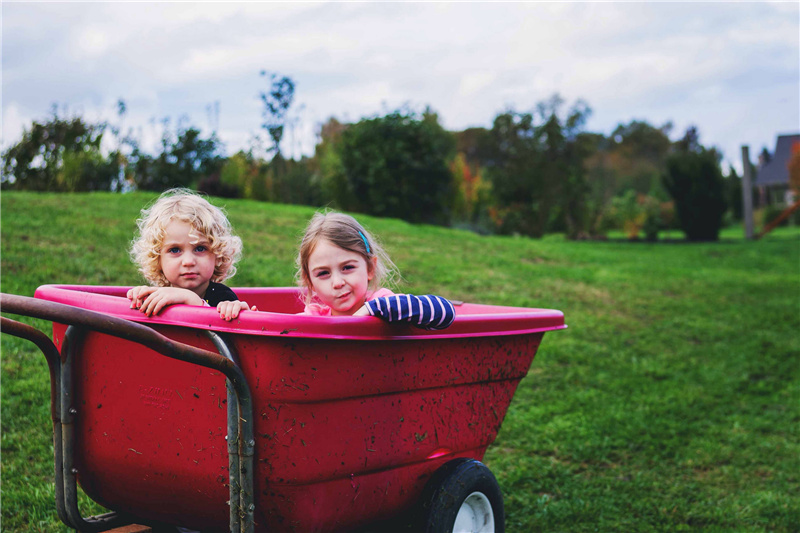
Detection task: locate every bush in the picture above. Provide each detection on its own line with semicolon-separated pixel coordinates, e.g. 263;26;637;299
2;112;118;192
662;146;727;241
336;109;455;225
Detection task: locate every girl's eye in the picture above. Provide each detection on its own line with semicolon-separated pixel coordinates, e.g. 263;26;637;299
195;245;208;253
167;247;181;254
342;264;355;271
315;270;330;278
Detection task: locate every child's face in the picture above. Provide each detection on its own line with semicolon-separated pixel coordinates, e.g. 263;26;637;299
307;238;374;316
159;219;216;298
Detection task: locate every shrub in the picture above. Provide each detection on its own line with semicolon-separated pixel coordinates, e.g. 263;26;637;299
662;145;727;241
336;109;456;225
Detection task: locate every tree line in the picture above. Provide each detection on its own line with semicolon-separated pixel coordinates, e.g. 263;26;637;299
2;79;745;242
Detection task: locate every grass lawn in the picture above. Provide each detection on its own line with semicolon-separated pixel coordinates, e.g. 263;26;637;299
2;191;798;532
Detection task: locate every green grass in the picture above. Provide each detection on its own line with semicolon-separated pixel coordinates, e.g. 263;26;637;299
2;191;799;532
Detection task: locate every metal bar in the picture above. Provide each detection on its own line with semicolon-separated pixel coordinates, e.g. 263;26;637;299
1;293;256;533
0;317;71;527
61;326;133;532
758;198;800;239
207;331;256;533
0;294;251;418
228;377;243;533
742;145;755;240
0;294;236;374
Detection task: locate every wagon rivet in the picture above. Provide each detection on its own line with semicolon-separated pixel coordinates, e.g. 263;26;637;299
248;440;255;447
248;504;255;512
71;468;78;474
69;408;77;415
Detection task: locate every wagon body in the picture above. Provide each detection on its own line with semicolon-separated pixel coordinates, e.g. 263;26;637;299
31;285;565;532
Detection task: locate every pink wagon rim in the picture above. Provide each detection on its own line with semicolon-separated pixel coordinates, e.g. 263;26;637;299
34;284;567;341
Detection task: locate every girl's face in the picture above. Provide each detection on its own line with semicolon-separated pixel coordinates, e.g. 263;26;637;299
160;219;216;298
307;238;374;316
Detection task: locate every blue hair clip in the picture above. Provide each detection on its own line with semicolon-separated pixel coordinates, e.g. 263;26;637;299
358;231;371;254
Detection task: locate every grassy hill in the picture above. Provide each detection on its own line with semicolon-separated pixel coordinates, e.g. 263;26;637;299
2;191;798;532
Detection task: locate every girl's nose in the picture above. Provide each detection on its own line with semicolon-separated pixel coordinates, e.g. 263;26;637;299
182;253;196;266
332;274;345;289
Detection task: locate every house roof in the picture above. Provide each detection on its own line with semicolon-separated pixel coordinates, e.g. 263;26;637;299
755;134;800;187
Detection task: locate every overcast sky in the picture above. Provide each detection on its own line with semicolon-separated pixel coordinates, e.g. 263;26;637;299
2;2;798;173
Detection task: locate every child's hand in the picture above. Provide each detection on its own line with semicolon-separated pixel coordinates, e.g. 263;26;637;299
216;301;257;322
352;304;371;317
127;285;156;310
128;286;203;316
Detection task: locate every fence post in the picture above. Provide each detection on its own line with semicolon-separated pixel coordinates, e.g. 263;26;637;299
741;145;755;240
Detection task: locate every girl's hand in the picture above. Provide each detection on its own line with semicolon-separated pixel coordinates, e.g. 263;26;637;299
216;300;258;322
131;287;203;316
127;285;157;310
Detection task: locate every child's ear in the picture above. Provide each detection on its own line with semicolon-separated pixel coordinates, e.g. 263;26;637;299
367;256;378;281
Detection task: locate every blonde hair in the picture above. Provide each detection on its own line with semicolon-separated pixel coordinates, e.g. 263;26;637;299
296;210;399;305
130;188;243;286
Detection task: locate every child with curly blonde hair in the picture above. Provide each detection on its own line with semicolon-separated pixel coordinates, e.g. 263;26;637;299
128;188;249;320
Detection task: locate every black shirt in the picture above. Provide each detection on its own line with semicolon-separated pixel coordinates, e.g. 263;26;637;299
204;282;238;307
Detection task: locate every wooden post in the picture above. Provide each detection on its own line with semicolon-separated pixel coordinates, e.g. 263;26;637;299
741;146;754;240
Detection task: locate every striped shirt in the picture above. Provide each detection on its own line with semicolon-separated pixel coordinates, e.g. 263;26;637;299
365;294;456;330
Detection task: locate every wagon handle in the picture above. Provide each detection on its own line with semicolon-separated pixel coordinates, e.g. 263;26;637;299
0;316;75;527
0;292;239;372
0;293;255;533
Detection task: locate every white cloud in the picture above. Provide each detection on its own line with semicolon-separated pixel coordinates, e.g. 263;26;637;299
457;72;498;99
2;102;28;147
1;0;797;171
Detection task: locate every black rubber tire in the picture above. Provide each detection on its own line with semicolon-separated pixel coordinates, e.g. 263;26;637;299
415;458;504;533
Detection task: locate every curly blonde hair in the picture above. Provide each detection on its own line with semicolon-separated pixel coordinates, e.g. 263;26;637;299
130;188;243;287
296;210;399;305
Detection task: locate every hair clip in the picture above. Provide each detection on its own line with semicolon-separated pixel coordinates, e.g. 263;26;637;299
358;230;371;254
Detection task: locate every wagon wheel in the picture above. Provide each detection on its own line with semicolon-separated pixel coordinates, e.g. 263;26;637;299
416;458;504;533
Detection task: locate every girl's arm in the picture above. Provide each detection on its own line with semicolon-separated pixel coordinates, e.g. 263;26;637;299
362;294;456;330
127;286;204;316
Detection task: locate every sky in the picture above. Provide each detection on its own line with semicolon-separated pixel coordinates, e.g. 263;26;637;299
2;2;798;174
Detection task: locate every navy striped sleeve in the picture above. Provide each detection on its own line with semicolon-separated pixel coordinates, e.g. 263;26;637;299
366;294;455;330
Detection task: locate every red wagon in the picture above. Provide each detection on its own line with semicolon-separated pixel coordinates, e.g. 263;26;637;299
1;285;565;533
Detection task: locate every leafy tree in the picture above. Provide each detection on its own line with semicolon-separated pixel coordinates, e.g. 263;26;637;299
607;120;673;195
486;95;593;238
610;190;666;241
724;166;743;221
484;111;544;236
585;120;675;237
335;108;456;224
450;152;491;225
270;157;319;206
313;117;351;208
2;107;118;191
789;143;800;197
612;190;647;240
542;97;594;238
453;127;494;169
758;146;772;167
259;71;295;159
582;134;617;236
133;124;224;191
199;150;252;198
662;127;727;241
611;120;673;163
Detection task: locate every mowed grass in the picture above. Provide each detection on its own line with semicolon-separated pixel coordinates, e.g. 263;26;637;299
2;191;798;532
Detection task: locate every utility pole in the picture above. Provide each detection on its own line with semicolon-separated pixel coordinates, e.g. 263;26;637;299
741;145;755;240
